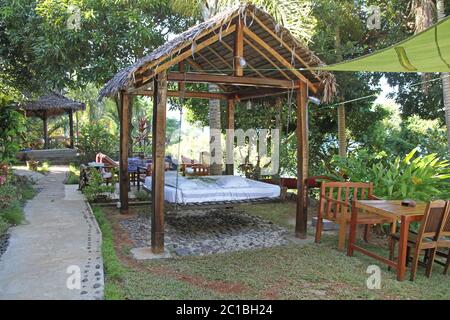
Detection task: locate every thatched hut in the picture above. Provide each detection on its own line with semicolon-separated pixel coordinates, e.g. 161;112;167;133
18;92;85;149
100;3;335;254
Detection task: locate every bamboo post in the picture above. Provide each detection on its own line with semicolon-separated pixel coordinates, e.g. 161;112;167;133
119;91;130;214
226;99;235;175
151;71;167;254
295;81;309;238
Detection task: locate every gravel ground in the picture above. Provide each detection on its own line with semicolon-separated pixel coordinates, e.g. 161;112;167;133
120;208;290;257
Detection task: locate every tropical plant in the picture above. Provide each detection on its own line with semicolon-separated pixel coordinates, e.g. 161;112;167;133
0;104;26;162
77;121;118;162
329;148;450;201
82;169;115;202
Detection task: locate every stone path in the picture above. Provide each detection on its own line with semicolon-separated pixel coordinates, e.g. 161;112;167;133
0;166;103;300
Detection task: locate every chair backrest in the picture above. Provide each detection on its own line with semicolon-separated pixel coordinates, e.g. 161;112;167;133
417;200;450;241
319;181;375;220
442;208;450;238
181;155;199;165
96;153;118;167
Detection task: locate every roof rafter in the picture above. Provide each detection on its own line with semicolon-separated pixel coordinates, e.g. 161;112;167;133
243;27;317;93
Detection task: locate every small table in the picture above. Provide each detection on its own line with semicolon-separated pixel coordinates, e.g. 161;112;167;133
347;200;426;281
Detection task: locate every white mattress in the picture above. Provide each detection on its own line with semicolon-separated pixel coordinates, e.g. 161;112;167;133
144;174;280;204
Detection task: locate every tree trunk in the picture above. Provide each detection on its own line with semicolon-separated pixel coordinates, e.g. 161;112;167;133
437;0;450;154
335;25;347;157
209;83;222;175
337;103;346;157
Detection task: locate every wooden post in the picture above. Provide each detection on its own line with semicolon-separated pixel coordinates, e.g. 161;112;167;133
119;91;130;214
151;71;167;254
234;17;244;76
69;109;74;148
295;81;309;238
226;99;235;175
43;111;48;149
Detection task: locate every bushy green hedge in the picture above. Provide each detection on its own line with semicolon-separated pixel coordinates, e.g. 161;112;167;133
0;172;35;235
328;148;450;201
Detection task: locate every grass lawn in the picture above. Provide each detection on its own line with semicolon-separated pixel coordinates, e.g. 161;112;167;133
93;202;450;300
64;163;80;185
0;176;36;236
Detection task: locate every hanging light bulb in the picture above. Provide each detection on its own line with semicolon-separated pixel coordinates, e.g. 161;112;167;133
239;57;247;67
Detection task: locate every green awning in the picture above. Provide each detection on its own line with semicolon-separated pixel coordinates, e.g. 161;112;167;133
319;16;450;73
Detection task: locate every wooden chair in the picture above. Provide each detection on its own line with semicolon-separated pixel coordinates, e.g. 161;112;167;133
136;162;170;191
436;209;450;275
315;181;396;251
389;200;450;281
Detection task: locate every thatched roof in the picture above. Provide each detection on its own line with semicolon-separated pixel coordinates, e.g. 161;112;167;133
99;4;336;102
19;92;85;118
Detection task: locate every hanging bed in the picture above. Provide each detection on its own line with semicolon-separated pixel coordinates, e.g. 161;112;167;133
141;172;283;209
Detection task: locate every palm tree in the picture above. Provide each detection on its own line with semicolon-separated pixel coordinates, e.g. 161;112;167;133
436;0;450;153
171;0;316;174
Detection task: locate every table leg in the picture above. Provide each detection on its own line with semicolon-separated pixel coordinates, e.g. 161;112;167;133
397;215;410;281
347;202;358;257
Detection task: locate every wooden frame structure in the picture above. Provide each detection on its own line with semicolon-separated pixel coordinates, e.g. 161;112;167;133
100;4;336;253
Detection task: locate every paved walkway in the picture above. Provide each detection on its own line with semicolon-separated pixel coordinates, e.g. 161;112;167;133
0;166;104;300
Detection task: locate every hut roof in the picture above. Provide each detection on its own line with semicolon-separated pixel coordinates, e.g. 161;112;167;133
19;92;85;118
99;4;336;102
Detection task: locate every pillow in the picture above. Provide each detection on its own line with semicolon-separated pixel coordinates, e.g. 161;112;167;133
216;176;249;188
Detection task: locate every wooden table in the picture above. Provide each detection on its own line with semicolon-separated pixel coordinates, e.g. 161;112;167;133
347;200;426;281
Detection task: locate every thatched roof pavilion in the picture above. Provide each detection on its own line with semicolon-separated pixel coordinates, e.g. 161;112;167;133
100;4;336;254
19;92;85;149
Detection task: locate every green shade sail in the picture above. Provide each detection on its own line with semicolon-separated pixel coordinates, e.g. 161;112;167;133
319;16;450;73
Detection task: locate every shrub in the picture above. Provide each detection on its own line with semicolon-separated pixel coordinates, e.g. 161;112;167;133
0;217;9;235
1;203;24;225
329;148;450;201
82;169;115;201
134;190;149;201
65;163;80;185
78;121;117;162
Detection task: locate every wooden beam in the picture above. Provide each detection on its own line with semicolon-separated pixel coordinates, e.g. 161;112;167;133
119;91;130;214
249;12;322;83
151;71;167;254
43;111;48;149
68;110;74;148
243;38;290;80
135;24;237;86
234;17;244;76
167;72;297;88
233;88;288;101
132;90;228;100
178;61;185;93
194;51;224;73
220;41;266;78
226;99;235;175
242;27;318;93
295;81;309;239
